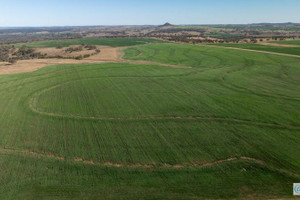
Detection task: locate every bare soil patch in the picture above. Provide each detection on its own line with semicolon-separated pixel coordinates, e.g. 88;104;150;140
36;45;96;58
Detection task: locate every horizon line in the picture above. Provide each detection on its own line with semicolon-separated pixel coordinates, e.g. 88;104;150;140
0;22;299;28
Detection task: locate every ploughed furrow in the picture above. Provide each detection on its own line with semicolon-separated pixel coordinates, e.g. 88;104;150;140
1;146;299;179
0;146;274;169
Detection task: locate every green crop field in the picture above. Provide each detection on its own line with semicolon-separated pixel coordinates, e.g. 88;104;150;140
0;42;300;199
270;40;300;46
210;43;300;56
15;37;164;48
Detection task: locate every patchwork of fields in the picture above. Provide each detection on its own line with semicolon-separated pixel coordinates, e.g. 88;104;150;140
0;39;299;199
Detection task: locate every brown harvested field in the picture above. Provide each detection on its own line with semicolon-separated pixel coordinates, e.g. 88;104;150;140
84;46;123;61
36;45;96;57
0;46;121;75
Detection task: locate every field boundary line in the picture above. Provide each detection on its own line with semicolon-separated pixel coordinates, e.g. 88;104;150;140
29;102;300;130
204;45;300;58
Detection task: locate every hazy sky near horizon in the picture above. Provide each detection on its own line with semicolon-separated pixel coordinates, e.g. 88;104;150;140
0;0;299;26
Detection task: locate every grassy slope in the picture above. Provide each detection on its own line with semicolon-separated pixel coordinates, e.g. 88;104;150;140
123;43;300;103
210;43;300;56
0;43;300;199
15;37;164;48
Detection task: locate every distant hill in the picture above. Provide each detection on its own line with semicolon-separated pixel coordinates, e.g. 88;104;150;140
160;22;173;27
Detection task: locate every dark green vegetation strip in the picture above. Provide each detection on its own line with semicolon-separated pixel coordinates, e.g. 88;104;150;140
210;43;300;56
15;37;164;48
270;40;300;46
0;43;299;199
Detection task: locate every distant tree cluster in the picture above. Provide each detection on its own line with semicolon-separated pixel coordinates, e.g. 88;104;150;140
65;46;84;53
0;45;13;63
0;45;45;64
64;44;97;53
48;44;100;60
84;44;97;50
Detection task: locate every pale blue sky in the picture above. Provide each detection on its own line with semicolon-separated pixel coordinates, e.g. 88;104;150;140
0;0;299;26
